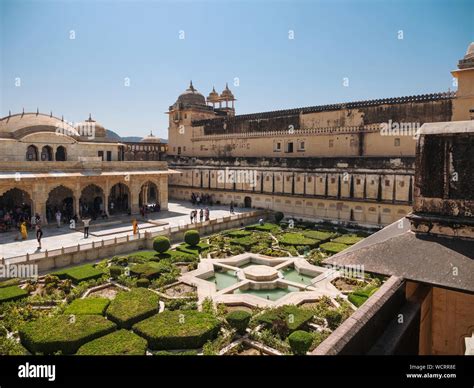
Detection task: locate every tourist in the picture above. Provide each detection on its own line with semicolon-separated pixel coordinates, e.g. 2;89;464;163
55;210;62;228
199;208;204;222
20;221;28;240
132;219;139;235
205;207;210;221
259;218;264;226
194;210;198;223
35;222;43;250
230;202;234;214
30;214;37;230
190;210;194;223
83;217;91;238
110;201;114;214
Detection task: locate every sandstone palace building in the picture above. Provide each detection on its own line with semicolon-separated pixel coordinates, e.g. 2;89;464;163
0;113;170;225
167;44;474;227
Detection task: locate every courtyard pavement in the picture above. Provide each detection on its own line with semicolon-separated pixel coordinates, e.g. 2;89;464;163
0;201;249;260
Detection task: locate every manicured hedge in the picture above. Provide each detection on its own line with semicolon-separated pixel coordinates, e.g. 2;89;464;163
274;212;284;223
153;236;171;253
176;242;210;256
19;315;116;355
230;235;260;251
184;230;200;246
156;250;197;263
319;242;349;255
64;298;110;316
226;310;251;335
301;230;337;242
0;278;20;288
53;264;103;284
106;288;159;329
332;235;364;245
288;330;313;355
0;285;28;304
225;230;252;238
76;329;147;355
256;305;313;333
245;223;280;232
278;233;319;247
348;285;379;307
133;310;220;350
109;265;123;279
129;260;174;279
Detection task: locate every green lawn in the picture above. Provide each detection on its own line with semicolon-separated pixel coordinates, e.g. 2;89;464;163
64;298;110;315
0;285;28;304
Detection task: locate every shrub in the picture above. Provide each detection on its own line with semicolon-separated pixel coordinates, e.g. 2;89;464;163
245;223;280;232
153;236;171;253
76;329;147;355
226;310;251;335
257;305;313;334
156;250;197;263
0;278;20;288
106;288;159;329
64;298;110;315
133;310;220;350
0;286;28;304
0;335;28;355
137;278;150;288
325;310;343;330
288;330;313;355
302;230;336;242
348;293;367;307
278;233;319;247
225;230;252;238
184;230;200;246
274;212;284;223
19;315;116;355
130;260;174;280
319;242;349;255
53;264;103;284
332;235;364;245
109;265;123;279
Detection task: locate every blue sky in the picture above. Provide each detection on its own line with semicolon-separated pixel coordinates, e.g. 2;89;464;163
1;0;473;138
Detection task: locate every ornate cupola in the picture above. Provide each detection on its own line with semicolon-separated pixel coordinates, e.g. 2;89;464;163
206;86;220;107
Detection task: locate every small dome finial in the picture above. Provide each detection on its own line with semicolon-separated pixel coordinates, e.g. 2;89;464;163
88;113;92;120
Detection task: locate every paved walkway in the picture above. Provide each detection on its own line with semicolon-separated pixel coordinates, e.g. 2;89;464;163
0;201;249;260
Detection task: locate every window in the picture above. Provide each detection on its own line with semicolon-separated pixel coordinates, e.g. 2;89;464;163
106;151;112;161
98;151;104;161
26;145;38;161
183;146;186;151
55;146;67;161
177;147;182;155
308;177;312;183
331;178;336;184
41;146;53;161
385;180;390;187
356;178;361;185
298;141;305;151
286;142;294;153
275;142;282;151
394;138;401;147
286;176;291;182
266;176;270;181
329;139;334;148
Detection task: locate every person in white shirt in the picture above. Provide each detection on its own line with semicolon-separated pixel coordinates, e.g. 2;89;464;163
83;218;91;238
55;210;62;228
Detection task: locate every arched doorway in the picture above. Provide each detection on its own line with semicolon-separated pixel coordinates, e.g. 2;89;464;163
26;145;38;161
0;188;32;228
80;184;104;219
244;196;252;208
41;146;53;161
139;181;159;210
55;146;67;161
108;183;130;215
46;186;74;223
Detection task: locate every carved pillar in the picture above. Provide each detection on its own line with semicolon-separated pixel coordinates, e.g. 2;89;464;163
159;176;168;210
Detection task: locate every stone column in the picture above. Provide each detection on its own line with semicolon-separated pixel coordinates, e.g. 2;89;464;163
130;178;141;214
32;184;48;225
104;179;110;216
159;176;168;210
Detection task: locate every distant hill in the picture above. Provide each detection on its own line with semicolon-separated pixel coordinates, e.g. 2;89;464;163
106;129;167;143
